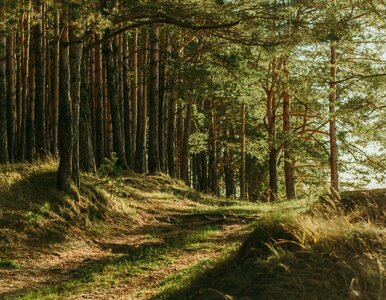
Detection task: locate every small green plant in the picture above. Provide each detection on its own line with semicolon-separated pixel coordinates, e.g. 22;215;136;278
98;153;123;178
0;259;20;269
25;211;45;224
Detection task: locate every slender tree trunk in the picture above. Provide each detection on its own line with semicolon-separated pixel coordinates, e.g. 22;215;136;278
34;0;46;158
94;35;104;167
209;100;219;196
225;131;235;198
240;101;246;199
181;99;193;184
267;89;277;201
6;31;16;163
19;11;30;161
26;27;36;163
57;17;73;191
52;11;59;156
130;29;138;166
329;41;339;193
122;33;132;166
148;24;160;173
0;19;8;164
16;20;22;161
135;28;147;173
282;57;296;199
158;31;168;172
167;80;177;177
69;34;83;187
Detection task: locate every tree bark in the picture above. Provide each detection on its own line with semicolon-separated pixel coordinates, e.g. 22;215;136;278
69;33;83;187
267;89;277;201
158;31;168;172
18;12;30;161
52;11;59;156
79;48;96;173
103;37;128;169
167;80;177;177
209;100;219;196
57;18;73;191
26;27;36;163
34;0;46;158
240;101;246;199
329;41;339;193
0;19;8;164
122;33;132;167
135;28;147;173
6;31;16;163
181;99;193;184
148;24;160;173
282;57;296;199
94;35;104;168
130;29;138;166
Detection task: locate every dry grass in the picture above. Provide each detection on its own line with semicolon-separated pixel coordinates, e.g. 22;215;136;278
157;191;386;300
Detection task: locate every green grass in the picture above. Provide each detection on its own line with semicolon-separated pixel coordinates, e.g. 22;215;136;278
0;259;20;269
2;162;384;300
7;226;222;300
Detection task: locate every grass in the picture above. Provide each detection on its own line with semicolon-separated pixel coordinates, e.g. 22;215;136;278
8;225;223;300
153;196;386;300
1;161;385;299
0;259;20;269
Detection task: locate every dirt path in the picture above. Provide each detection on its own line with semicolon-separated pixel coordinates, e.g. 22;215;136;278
0;213;253;299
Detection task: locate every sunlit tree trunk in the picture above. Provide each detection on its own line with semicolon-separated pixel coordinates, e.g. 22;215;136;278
282;57;296;199
329;41;339;193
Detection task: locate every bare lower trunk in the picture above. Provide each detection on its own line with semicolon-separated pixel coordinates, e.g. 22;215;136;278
57;19;73;191
282;57;296;199
329;41;339;193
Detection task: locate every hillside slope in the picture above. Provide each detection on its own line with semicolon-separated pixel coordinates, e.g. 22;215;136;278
0;162;385;299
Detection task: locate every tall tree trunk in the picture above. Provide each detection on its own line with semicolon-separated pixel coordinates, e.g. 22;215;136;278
80;48;96;173
19;11;30;161
329;41;339;193
135;28;147;173
267;89;277;201
94;35;104;168
69;34;83;187
240;101;246;199
148;24;160;173
52;11;59;156
282;57;296;199
16;20;22;161
57;17;73;191
167;80;177;177
122;33;131;167
225;131;235;198
181;99;193;184
158;31;168;172
130;29;138;166
209;100;219;196
26;27;36;163
6;31;16;163
103;37;128;169
0;19;8;164
34;0;46;158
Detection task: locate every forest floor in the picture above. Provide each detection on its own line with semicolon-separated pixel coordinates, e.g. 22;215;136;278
0;162;385;299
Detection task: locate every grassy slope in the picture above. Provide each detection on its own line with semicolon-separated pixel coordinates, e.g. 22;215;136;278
0;162;385;299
